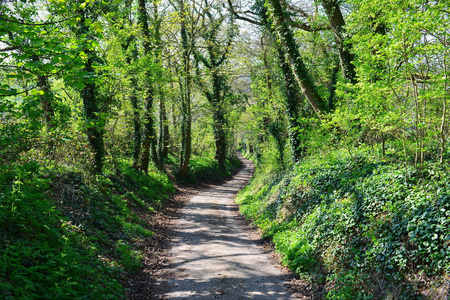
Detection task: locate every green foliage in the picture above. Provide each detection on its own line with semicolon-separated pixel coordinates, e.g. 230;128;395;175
341;0;450;163
168;154;241;182
0;159;174;299
2;0;450;298
238;149;450;298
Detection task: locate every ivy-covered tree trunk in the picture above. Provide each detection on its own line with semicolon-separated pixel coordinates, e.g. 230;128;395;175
138;0;159;173
193;2;234;173
320;0;356;83
275;43;306;161
178;0;192;178
122;1;142;170
211;70;228;172
32;56;56;128
199;69;229;173
159;94;170;160
130;79;141;169
122;37;141;169
179;91;192;177
140;91;157;173
37;73;55;128
259;4;307;162
77;10;105;174
265;0;327;116
268;121;286;169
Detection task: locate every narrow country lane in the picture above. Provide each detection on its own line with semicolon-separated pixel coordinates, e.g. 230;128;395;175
160;155;300;299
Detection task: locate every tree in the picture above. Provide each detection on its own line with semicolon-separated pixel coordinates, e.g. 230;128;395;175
265;0;327;117
320;0;356;83
176;0;194;177
71;4;108;174
137;0;161;172
194;0;236;171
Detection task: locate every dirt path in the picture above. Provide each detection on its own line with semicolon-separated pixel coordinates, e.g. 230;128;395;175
157;155;302;299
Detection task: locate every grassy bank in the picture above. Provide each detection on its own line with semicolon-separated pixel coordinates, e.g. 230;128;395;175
0;159;175;299
237;150;450;299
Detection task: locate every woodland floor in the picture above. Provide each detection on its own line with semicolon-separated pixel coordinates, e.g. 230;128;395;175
124;155;318;299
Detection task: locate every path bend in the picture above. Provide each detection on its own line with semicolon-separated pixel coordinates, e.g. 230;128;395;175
161;155;299;299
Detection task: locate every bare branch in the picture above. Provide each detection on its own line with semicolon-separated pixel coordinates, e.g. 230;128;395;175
226;0;262;26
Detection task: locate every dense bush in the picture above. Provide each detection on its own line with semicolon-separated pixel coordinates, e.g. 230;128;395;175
237;150;450;299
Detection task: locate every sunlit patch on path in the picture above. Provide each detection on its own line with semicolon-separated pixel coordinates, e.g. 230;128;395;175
161;155;299;299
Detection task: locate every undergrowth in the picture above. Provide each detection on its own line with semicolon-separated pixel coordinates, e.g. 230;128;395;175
237;150;450;299
0;158;175;299
166;154;242;182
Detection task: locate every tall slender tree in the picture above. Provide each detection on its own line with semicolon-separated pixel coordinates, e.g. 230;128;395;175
177;0;193;177
320;0;357;83
265;0;327;117
138;0;159;172
194;0;235;171
73;6;106;174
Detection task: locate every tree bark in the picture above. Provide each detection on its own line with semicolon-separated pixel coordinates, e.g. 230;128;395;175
37;72;55;128
320;0;357;83
159;93;170;160
178;0;192;177
130;79;141;169
138;0;159;173
266;0;327;117
193;3;232;173
275;43;306;161
76;10;105;174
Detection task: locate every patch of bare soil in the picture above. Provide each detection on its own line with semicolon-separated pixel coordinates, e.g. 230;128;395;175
123;182;207;300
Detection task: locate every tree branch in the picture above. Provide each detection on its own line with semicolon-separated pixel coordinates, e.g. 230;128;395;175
226;0;262;25
0;46;20;52
0;14;81;26
0;86;36;97
287;15;330;31
193;50;211;69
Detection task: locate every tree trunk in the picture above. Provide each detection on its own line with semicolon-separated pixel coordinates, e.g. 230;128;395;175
32;55;55;128
266;0;327;117
440;53;448;163
320;0;357;84
193;2;232;172
159;93;170;160
138;0;159;172
212;107;227;172
77;10;105;174
261;9;307;161
130;80;141;169
211;68;228;172
275;42;306;161
140;89;158;173
178;0;192;177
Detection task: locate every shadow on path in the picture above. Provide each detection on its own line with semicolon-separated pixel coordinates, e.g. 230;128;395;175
157;154;302;299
